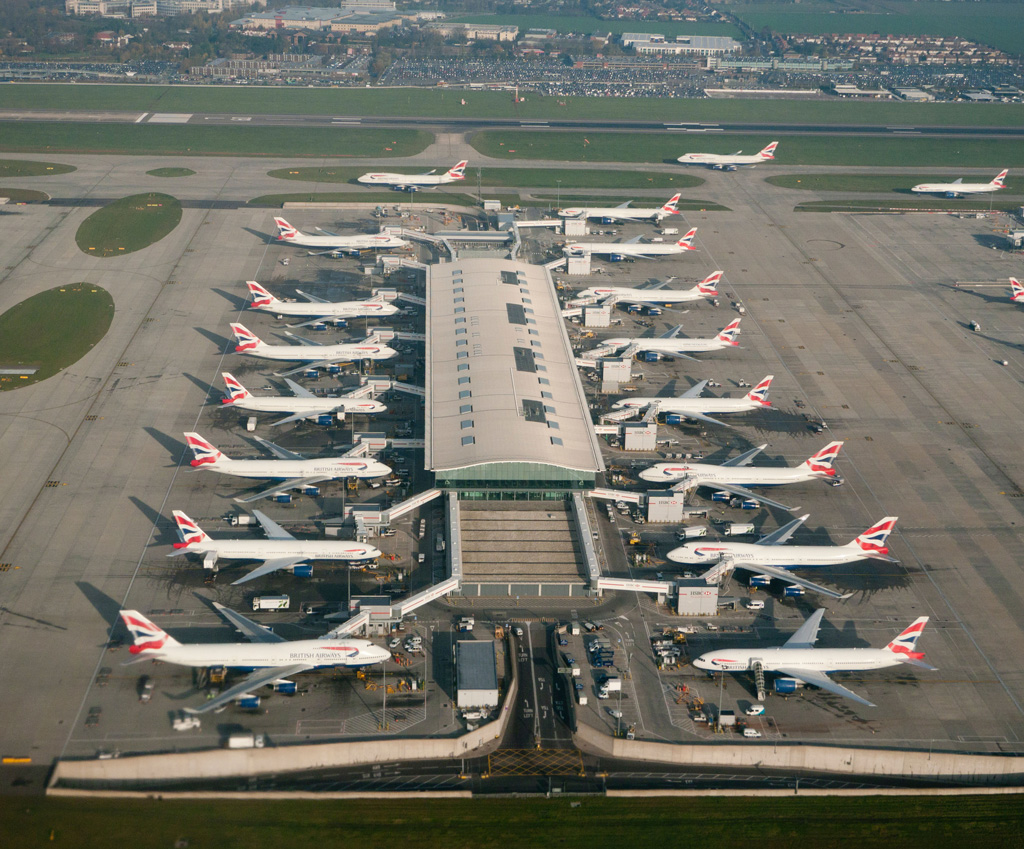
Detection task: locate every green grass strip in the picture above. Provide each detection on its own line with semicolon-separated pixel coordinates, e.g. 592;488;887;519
0;157;75;177
76;192;182;257
795;199;1023;212
0;122;431;158
0;285;113;389
768;174;1024;194
0;188;49;202
146;167;196;178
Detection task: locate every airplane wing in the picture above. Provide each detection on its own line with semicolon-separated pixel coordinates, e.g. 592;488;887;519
252;510;294;540
721;444;767;467
659;324;684;340
286;316;334;329
275;358;353;377
702;481;796;512
295;288;331;304
282;331;323;347
783;608;826;649
625;301;689;314
677;410;734;429
232;557;306;585
284;378;315;398
615;201;632;209
755;514;809;546
270;409;330;427
896;656;938;672
638;278;674;291
774;666;875;708
212;601;287;643
623;235;645;245
714;560;851;600
312;228;340;238
680;379;709;399
233;475;334;504
252;435;305;461
952;178;963;184
184;663;313;715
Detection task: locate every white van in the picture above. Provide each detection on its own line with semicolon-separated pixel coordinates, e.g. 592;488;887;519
743;727;762;738
747;599;765;611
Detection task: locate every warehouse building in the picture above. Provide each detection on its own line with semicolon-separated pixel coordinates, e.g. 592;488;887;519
456;640;499;710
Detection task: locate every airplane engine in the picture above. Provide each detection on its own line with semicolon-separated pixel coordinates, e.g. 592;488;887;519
291;565;314;578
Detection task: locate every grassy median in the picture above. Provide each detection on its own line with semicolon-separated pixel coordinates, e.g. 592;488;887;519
76;192;182;257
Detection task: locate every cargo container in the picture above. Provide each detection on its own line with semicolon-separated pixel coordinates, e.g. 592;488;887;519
252;595;290;611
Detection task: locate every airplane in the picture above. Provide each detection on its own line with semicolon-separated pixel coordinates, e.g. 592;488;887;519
677;141;779;171
119;606;391;714
639;441;845;512
911;169;1007;198
558;193;681;223
357;159;468;191
245;281;399;327
221;373;386;427
1011;277;1024;304
666;514;899;600
571;271;722;308
184;431;391;503
272;217;408;254
230;323;396;377
564;227;697;261
692;608;935;708
168;510;381;585
584;318;741;362
611;375;774;428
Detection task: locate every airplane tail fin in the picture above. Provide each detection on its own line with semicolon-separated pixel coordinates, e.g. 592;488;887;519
245;280;277;308
715;318;741;346
273;217;299;241
171;510;210;548
677;227;698;250
1010;277;1024;302
852;516;898;559
799;441;844;478
745;374;773;406
697;270;722;297
991;168;1008;188
759;141;779;160
882;616;929;661
230;322;264;352
221;372;251;404
447;159;469;180
184;432;227;467
661;193;681;216
120;610;180;654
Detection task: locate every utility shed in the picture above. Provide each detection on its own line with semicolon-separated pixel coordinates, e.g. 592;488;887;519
456;639;499;709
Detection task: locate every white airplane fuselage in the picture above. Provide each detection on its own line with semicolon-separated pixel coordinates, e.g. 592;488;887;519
251;300;399;320
640;462;816;486
911;181;1002;196
601;337;732;355
693;646;903;674
677;153;768;168
225;395;386;417
143;640;391;670
238;343;397;362
565;242;691;259
576;286;706;304
667;540;866;568
178;539;381;563
558;207;669;222
194;458;391;481
279;232;407;250
614;397;760;416
357;172;460;188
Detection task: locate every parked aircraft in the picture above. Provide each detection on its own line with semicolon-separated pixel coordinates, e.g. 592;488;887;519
586;319;740;361
572;271;721;308
692;608;934;707
119;606;391;714
611;375;774;428
558;193;681;223
184;431;391;503
666;514;899;599
564;227;697;260
357;159;468;190
911;169;1007;197
221;373;385;427
168;510;380;585
229;323;396;376
1011;277;1024;303
272;217;408;254
639;442;844;512
677;142;778;170
245;281;399;327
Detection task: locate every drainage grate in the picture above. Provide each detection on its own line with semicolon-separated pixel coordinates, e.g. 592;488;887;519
44;480;61;487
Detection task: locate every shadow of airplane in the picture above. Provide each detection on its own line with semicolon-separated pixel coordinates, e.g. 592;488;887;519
195;326;233;354
144;426;188;465
212;286;249;312
76;581;123;636
939;282;1012;306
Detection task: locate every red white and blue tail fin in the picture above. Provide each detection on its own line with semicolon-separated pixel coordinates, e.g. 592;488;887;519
230;323;264;353
715;318;741;346
883;616;930;662
677;227;698;250
273;217;299;241
990;168;1008;189
221;372;250;404
661;193;681;216
852;516;898;559
1010;277;1024;303
245;280;277;309
447;160;468;180
745;374;773;406
758;141;779;160
120;610;180;655
172;510;210;549
697;270;722;297
800;441;844;478
184;432;228;467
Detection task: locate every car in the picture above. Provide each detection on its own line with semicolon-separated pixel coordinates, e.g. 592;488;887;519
558;636;568;646
513;626;524;637
138;676;154;703
742;728;763;738
606;708;623;719
582;621;596;632
745;704;766;716
388;637;402;649
566;655;576;666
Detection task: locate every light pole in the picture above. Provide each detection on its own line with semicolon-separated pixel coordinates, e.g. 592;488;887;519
556;179;561;212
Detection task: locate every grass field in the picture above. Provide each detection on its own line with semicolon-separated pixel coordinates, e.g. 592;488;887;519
0;188;49;202
726;0;1024;57
76;192;182;257
2;84;1024;127
0;158;75;177
0;285;113;389
0;122;431;159
267;165;703;190
451;12;742;39
472;130;1024;167
4;795;1024;848
146;167;196;178
767;173;1024;195
796;198;1024;213
249;191;520;208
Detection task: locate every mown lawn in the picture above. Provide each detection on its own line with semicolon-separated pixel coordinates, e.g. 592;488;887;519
75;192;182;257
0;158;74;177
